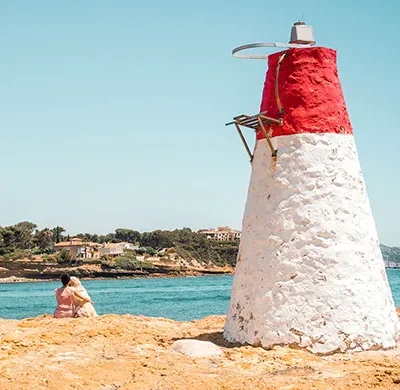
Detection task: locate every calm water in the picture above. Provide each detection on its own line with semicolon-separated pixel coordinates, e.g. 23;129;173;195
0;275;233;320
1;270;400;320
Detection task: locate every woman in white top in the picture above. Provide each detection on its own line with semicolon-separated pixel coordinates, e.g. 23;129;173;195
69;276;98;318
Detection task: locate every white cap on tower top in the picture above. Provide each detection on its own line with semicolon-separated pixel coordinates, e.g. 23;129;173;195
289;22;315;45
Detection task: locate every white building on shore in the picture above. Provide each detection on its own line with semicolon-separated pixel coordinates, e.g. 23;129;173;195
197;227;241;241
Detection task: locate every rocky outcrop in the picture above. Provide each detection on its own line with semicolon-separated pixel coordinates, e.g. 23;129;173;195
381;244;400;267
0;260;233;282
0;276;38;283
1;314;400;389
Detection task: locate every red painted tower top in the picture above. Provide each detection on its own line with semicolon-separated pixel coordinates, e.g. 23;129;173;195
257;47;353;140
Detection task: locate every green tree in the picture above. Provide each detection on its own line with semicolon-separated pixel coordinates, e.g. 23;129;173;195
139;230;173;250
75;233;99;243
105;233;119;243
52;226;66;243
34;228;55;254
115;228;140;243
14;221;37;249
0;222;38;255
0;226;16;254
55;249;72;264
98;235;107;243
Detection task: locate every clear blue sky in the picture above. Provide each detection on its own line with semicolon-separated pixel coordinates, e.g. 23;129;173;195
1;0;399;245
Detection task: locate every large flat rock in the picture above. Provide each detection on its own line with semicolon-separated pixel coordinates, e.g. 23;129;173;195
171;339;223;357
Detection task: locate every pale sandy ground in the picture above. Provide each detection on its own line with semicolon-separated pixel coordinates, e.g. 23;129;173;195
1;313;400;390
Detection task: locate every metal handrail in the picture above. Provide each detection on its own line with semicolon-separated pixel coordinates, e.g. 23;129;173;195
232;42;314;59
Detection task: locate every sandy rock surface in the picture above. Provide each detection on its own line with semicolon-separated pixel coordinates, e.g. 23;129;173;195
1;314;400;389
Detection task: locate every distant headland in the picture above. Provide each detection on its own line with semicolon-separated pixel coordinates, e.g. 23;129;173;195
0;221;399;283
0;222;238;282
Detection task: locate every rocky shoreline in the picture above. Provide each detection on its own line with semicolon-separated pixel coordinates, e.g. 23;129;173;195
0;271;232;284
1;313;400;389
0;261;234;284
0;276;41;283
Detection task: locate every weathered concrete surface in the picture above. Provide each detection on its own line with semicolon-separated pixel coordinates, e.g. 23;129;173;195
225;134;400;353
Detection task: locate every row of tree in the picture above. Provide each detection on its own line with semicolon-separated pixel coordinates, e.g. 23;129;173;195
0;222;239;266
0;222;64;255
75;228;141;245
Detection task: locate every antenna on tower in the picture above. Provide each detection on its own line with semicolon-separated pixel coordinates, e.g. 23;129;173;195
232;21;315;59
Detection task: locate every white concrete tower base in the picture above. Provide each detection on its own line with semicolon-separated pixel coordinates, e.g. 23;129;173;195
224;133;400;354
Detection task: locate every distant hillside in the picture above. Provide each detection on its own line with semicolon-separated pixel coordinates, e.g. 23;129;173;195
380;244;400;268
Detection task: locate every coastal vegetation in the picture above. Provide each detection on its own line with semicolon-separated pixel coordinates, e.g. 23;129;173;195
0;222;239;268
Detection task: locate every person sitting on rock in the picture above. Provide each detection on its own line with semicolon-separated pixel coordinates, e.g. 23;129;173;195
69;276;97;318
54;274;92;318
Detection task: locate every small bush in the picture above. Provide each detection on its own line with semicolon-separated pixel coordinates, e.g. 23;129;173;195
55;249;72;264
146;247;157;256
114;255;140;270
3;250;33;261
42;254;51;262
141;261;155;269
101;255;120;269
102;253;142;270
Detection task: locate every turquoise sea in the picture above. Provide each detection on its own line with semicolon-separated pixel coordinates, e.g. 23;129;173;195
1;270;400;320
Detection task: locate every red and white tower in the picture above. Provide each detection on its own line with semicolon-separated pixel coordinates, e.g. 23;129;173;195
224;23;399;354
